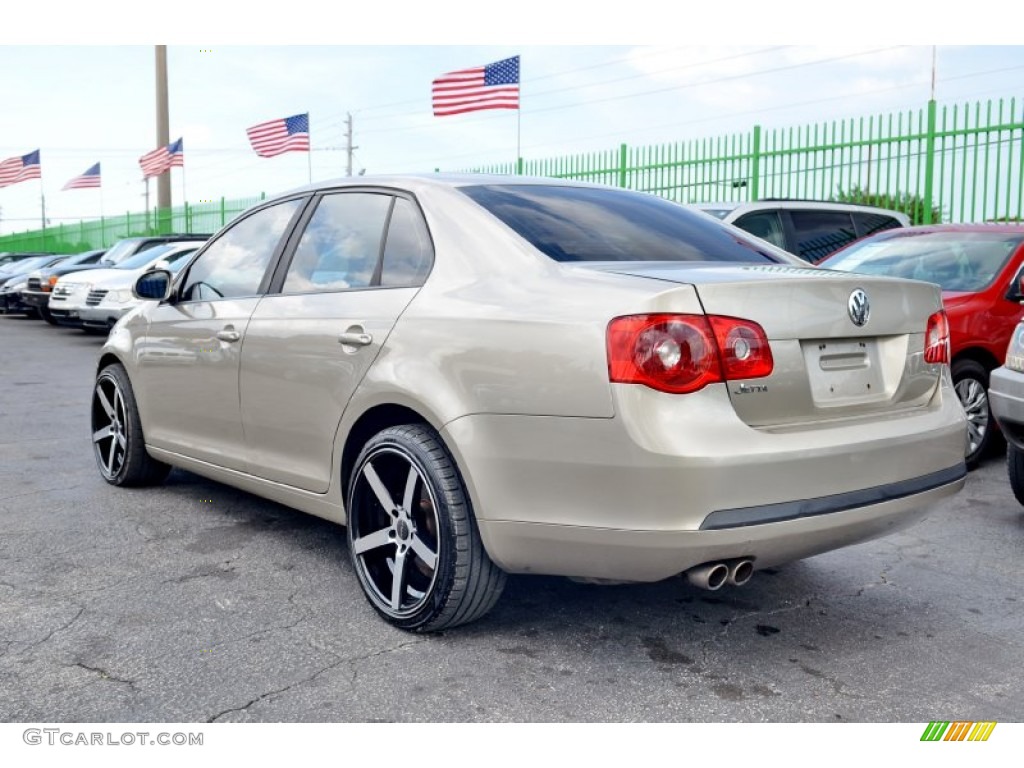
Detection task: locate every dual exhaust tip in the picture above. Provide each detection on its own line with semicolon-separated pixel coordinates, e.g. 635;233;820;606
685;559;754;590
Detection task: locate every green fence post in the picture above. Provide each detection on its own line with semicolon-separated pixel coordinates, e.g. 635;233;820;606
750;125;762;202
220;197;226;228
618;143;628;188
516;156;524;175
923;99;937;224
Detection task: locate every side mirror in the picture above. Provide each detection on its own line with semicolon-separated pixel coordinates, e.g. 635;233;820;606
1007;271;1024;303
133;269;173;301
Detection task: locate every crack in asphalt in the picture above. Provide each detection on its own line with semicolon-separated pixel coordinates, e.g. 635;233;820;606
699;599;809;667
851;563;896;598
67;578;136;597
71;662;139;692
0;485;82;503
205;638;426;723
22;606;85;653
346;639;426;685
206;656;351;723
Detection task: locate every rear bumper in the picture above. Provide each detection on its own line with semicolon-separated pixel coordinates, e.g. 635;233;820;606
479;478;961;581
443;381;967;581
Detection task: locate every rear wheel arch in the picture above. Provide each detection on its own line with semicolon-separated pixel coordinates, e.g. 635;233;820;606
951;347;1000;373
340;404;434;510
96;351;124;377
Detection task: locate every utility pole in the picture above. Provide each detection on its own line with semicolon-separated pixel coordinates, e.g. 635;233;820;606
155;46;171;216
345;113;359;177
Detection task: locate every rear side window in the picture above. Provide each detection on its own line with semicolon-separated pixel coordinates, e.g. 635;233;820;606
381;198;433;287
460;184;784;263
853;212;903;238
789;211;857;263
282;193;391;294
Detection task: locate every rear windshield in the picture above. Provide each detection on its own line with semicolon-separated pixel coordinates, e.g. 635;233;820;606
460;184;786;264
825;231;1024;292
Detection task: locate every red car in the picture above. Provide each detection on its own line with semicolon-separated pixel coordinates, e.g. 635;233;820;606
821;224;1024;466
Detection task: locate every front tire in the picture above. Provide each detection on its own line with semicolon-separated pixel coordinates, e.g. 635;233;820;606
92;363;171;486
346;424;505;632
952;359;993;468
1008;444;1024;507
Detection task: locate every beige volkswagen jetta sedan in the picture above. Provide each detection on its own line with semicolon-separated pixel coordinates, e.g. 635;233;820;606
92;175;967;631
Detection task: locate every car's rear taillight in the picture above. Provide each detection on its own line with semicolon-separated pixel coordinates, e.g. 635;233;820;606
924;309;950;365
607;314;773;394
708;315;774;380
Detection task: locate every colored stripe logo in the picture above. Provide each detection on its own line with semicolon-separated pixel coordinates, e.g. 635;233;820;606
921;722;997;741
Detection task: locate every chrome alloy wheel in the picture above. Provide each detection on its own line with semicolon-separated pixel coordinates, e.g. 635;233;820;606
92;374;129;481
349;448;441;618
955;376;989;458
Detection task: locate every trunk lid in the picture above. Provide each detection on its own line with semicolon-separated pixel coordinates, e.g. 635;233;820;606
599;263;944;427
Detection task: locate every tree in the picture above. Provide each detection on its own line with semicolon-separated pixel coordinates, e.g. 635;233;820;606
834;186;942;225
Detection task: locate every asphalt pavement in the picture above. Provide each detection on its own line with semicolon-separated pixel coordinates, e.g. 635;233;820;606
1;313;1022;722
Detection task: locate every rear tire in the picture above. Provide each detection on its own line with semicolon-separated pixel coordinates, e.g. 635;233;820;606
92;363;171;487
346;424;505;632
952;359;993;468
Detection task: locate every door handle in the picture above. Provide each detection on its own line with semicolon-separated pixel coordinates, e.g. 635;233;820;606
338;331;373;347
216;328;241;343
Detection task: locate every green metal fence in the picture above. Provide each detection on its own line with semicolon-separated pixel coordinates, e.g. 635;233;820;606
470;97;1024;225
3;96;1022;255
0;194;267;255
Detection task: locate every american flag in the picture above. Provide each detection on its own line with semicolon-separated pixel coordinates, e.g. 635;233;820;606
432;56;520;117
62;162;101;191
168;138;184;169
246;113;310;158
139;138;184;179
0;150;42;188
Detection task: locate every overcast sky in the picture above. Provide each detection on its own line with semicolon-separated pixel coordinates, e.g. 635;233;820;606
0;6;1019;235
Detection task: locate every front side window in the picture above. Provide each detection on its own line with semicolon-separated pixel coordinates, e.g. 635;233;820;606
282;193;391;294
180;199;303;301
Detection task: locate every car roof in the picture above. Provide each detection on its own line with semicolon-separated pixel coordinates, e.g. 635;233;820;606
274;173;640;199
693;200;909;217
867;223;1024;235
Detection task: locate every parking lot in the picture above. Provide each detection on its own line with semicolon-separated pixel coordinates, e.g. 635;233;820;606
1;313;1022;723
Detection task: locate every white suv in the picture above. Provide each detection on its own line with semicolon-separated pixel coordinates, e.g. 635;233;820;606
694;200;910;264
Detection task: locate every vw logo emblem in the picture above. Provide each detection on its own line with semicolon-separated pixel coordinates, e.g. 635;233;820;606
848;289;870;327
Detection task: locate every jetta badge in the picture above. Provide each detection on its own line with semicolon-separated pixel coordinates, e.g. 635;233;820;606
848;288;870;327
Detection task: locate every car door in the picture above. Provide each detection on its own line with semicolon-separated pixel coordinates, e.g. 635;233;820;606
239;192;433;492
135;198;306;471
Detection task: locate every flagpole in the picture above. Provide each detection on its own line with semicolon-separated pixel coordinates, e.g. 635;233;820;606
517;110;521;175
40;177;47;251
180;163;187;230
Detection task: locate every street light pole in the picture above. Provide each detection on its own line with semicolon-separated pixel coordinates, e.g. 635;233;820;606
155;46;171;221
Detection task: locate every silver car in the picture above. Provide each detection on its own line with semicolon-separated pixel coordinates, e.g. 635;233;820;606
92;175;967;631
